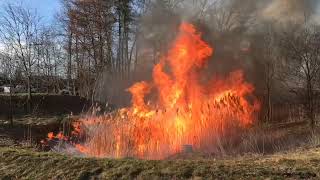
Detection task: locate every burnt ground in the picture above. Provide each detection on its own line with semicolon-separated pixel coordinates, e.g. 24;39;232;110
0;115;320;179
0;115;77;150
0;94;95;116
0;94;103;150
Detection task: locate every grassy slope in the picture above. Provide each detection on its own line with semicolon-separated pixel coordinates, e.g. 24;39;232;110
0;147;320;180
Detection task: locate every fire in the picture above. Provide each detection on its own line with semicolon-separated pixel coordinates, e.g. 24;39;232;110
56;132;67;141
47;132;54;140
46;132;67;141
47;22;260;159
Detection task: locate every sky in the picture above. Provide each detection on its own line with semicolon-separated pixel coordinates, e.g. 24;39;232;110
0;0;61;23
0;0;319;22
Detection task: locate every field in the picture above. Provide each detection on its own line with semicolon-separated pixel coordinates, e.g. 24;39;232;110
1;146;320;179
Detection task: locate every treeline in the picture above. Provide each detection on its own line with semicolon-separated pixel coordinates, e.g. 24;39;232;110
0;4;64;99
60;0;142;98
0;0;320;126
0;0;142;99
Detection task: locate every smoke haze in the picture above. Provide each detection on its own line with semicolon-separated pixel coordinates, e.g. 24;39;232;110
260;0;320;24
96;0;320;106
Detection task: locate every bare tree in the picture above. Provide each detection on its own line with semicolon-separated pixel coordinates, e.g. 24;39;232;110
279;24;320;128
207;0;256;33
0;3;42;105
0;49;15;126
260;23;279;123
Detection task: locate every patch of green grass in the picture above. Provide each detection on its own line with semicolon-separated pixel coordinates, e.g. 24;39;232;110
0;147;320;179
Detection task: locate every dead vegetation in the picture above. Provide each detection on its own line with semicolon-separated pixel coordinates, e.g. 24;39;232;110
0;146;319;179
1;116;320;179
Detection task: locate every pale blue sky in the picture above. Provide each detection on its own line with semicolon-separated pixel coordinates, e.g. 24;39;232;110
0;0;61;23
0;0;319;24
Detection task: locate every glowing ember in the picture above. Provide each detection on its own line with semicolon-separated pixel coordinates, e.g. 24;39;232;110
47;132;54;140
47;22;260;159
56;132;67;141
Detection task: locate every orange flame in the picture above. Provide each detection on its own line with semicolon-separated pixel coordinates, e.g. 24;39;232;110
56;132;67;141
46;132;68;141
47;132;54;140
57;22;259;159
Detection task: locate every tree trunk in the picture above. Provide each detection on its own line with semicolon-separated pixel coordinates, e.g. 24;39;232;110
307;79;315;129
27;75;32;113
9;79;13;127
67;31;73;92
266;85;272;123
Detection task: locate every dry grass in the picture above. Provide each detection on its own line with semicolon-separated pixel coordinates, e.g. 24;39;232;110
0;146;319;179
1;115;319;179
309;131;320;147
204;122;312;157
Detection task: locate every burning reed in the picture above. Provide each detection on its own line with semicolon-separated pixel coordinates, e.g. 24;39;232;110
45;23;260;160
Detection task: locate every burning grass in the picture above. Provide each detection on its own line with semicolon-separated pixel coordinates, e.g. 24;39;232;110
1;115;319;179
44;22;260;159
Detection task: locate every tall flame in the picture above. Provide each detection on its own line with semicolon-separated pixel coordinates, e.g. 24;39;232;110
56;23;259;159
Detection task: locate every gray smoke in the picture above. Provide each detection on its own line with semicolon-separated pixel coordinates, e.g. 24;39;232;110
96;0;320;106
259;0;320;24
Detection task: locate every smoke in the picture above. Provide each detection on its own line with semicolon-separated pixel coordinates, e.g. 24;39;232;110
96;0;320;106
259;0;320;24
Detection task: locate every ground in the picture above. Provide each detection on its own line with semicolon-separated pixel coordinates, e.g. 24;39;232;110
0;146;320;179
